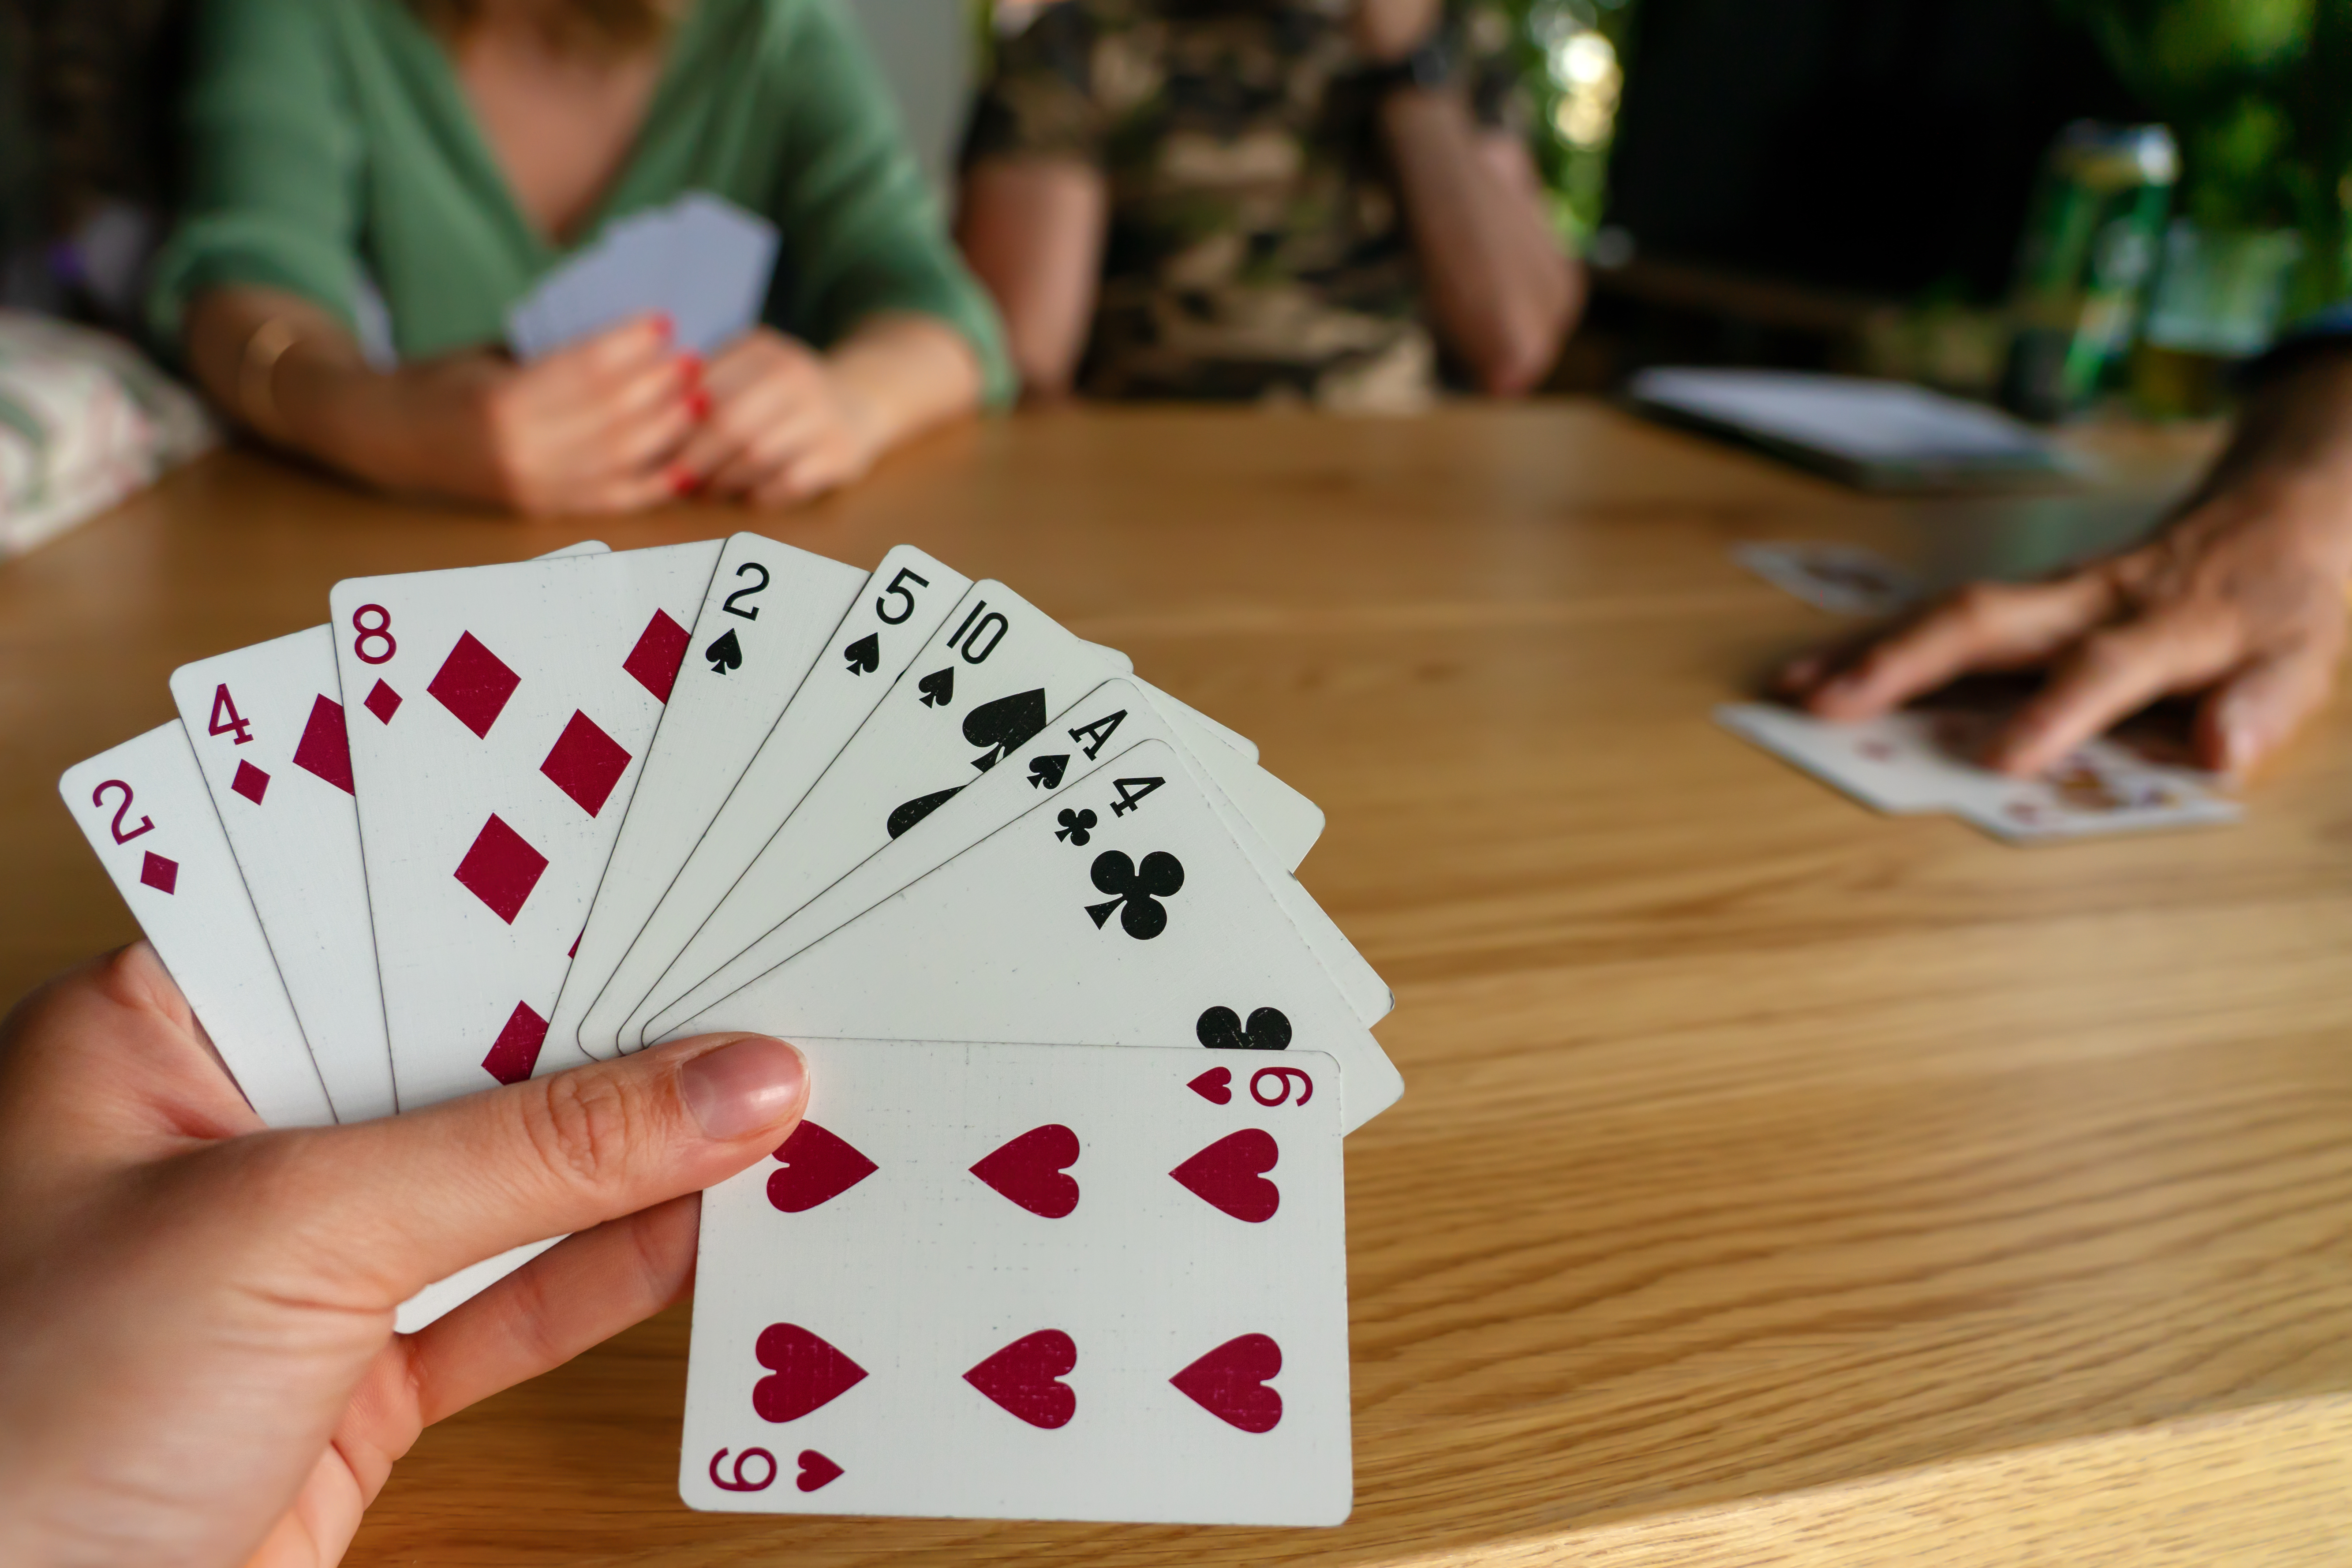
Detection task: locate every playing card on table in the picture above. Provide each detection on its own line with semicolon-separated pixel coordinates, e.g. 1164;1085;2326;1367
654;677;1387;1040
680;1039;1351;1526
1716;702;1971;813
549;534;867;1059
1734;541;1919;617
170;628;398;1121
58;722;335;1127
1716;701;2240;841
330;541;721;1108
618;579;1133;1051
579;546;971;1056
1952;737;2240;842
665;737;1406;1132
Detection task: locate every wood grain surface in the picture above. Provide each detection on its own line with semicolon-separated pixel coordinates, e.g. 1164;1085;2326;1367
5;404;2349;1565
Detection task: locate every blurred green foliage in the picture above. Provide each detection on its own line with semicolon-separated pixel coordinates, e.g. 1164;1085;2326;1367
2045;0;2347;309
1493;0;1639;239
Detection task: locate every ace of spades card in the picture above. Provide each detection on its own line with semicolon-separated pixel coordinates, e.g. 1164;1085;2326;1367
680;1039;1352;1527
665;737;1405;1133
330;542;720;1109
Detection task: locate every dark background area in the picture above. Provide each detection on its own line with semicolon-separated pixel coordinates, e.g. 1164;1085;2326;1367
1565;0;2153;384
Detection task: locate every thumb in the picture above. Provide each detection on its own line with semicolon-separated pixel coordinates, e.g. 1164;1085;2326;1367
274;1033;805;1304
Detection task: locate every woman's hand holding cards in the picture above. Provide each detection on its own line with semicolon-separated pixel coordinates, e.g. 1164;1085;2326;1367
354;314;704;516
671;317;983;507
0;943;805;1568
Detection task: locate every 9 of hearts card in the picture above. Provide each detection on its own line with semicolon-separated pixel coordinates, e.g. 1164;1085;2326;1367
680;1039;1352;1527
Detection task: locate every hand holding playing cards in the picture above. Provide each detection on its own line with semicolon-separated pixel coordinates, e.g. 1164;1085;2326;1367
1781;349;2352;778
187;288;702;516
0;944;807;1568
366;315;703;515
673;317;982;507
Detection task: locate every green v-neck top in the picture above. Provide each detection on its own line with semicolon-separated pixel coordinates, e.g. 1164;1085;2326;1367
148;0;1011;403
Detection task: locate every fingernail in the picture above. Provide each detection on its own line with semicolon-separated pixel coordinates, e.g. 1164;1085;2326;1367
668;464;697;496
652;312;675;343
687;388;712;421
680;1036;805;1140
679;352;703;383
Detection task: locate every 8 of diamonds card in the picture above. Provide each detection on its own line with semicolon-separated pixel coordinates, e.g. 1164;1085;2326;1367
679;1039;1352;1527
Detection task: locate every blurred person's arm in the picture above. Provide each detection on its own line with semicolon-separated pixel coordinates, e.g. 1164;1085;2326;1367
659;0;997;504
186;287;698;513
1367;0;1582;395
1780;341;2352;776
153;0;698;513
956;158;1109;398
955;0;1111;400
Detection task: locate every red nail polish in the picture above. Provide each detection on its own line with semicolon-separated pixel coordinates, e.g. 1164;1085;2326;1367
652;311;675;342
669;465;697;496
679;352;704;384
687;388;712;421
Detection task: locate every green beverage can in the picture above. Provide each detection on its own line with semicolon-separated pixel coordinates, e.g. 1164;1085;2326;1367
2000;121;2178;422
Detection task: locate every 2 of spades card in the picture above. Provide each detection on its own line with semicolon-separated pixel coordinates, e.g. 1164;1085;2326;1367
550;534;868;1058
679;1039;1352;1527
664;737;1406;1133
618;579;1132;1049
330;541;720;1109
580;547;973;1056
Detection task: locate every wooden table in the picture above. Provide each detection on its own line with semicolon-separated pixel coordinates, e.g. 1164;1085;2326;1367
6;405;2350;1564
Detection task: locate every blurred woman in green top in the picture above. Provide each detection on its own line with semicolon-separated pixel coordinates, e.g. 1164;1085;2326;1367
152;0;1012;513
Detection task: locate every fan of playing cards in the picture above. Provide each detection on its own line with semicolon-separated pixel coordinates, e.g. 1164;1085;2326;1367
58;535;1398;1528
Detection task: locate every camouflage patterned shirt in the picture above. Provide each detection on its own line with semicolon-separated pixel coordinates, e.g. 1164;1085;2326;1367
965;0;1524;408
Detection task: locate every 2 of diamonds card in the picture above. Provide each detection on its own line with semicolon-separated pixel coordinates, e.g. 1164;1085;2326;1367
680;1039;1351;1527
57;723;335;1128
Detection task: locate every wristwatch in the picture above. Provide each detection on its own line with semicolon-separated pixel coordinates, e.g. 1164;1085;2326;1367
1361;28;1454;95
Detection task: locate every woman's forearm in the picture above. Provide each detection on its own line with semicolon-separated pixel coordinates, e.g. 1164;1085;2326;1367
1379;91;1581;394
184;288;413;485
826;313;986;456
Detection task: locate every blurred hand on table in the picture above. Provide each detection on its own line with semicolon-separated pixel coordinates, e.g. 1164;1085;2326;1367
1779;348;2352;778
187;290;979;516
0;943;806;1568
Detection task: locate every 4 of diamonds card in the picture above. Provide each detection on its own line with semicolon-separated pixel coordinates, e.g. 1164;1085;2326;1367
680;1038;1351;1527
